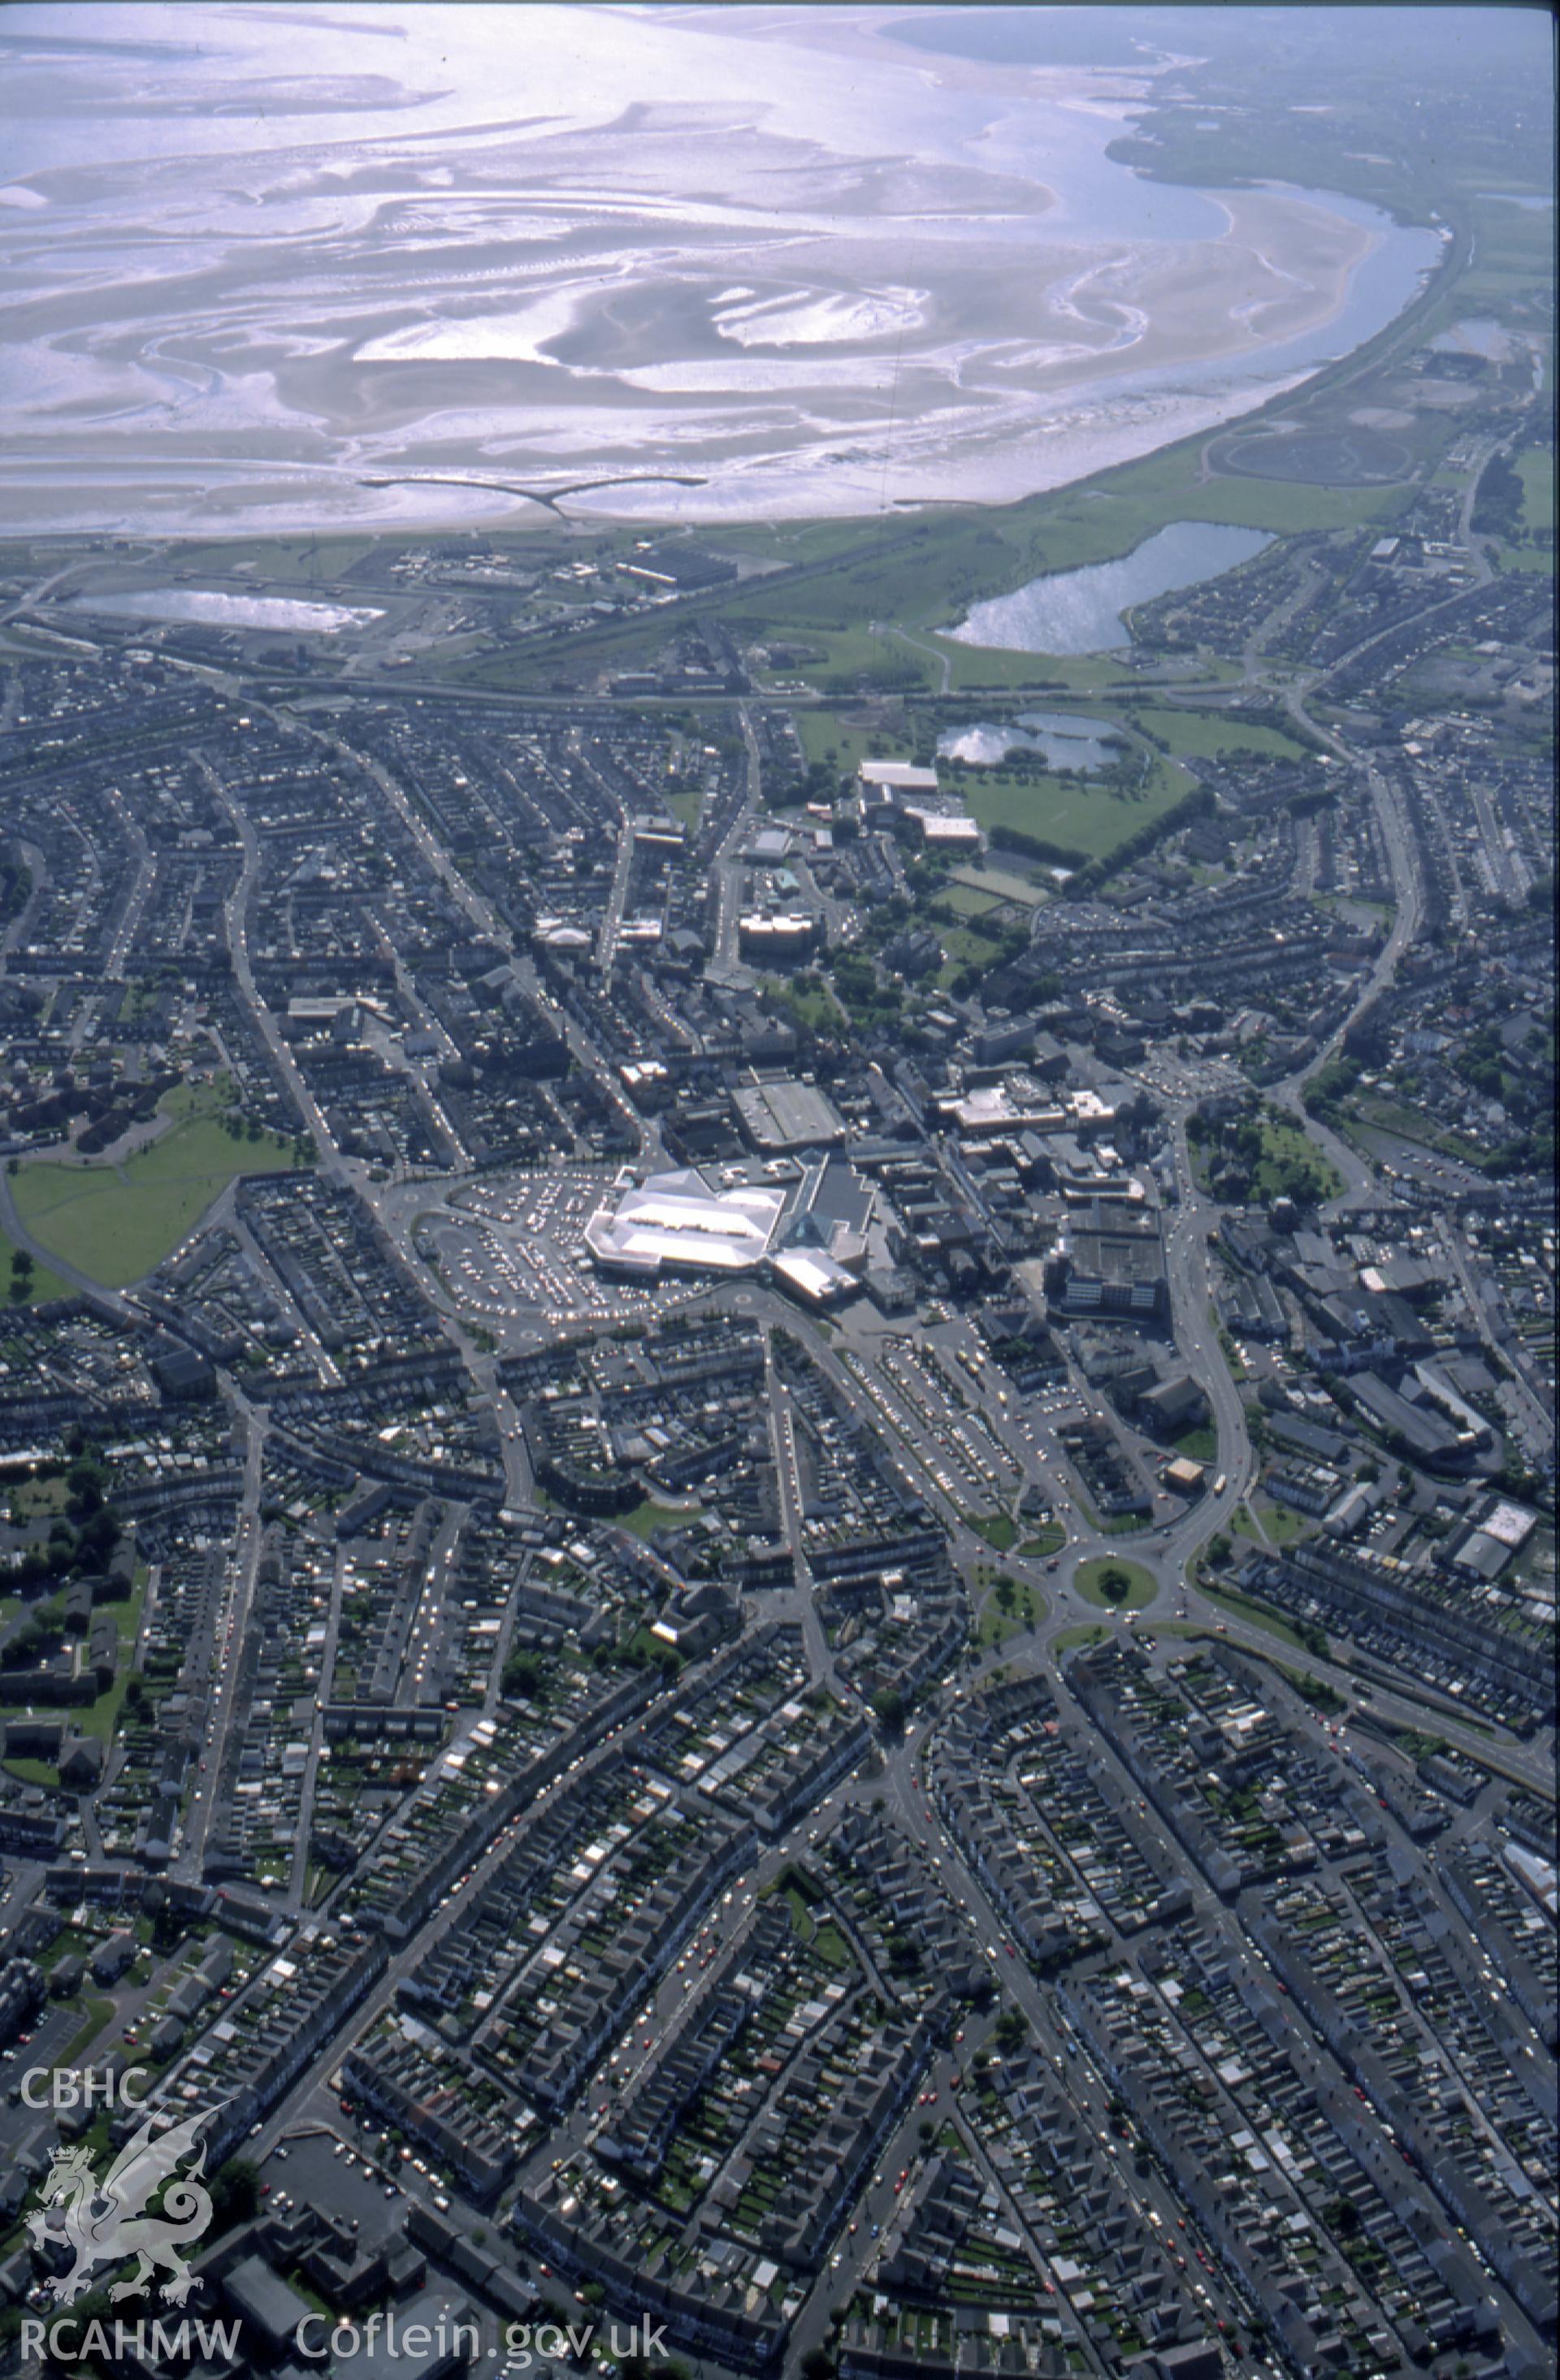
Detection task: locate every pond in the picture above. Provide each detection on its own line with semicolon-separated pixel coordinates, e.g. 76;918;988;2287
938;711;1123;771
71;590;384;633
949;521;1273;655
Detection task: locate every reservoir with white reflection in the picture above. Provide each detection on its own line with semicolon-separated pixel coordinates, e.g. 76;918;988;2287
938;712;1123;771
70;590;384;634
949;522;1272;656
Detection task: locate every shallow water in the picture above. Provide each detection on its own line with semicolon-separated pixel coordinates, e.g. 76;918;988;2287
70;589;384;632
0;6;1447;531
938;712;1123;769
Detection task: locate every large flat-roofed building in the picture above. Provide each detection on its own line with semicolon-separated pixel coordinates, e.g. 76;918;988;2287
732;1075;847;1153
858;759;939;795
773;1248;859;1308
622;545;738;591
936;1080;1068;1139
737;910;817;959
1046;1199;1167;1322
584;1165;786;1278
901;803;983;850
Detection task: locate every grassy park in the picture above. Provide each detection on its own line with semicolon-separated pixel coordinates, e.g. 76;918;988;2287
1250;1114;1344;1202
976;1577;1045;1650
13;1080;301;1288
617;1496;700;1541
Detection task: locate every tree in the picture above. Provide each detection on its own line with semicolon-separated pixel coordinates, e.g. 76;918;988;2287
67;1458;106;1519
872;1686;906;1735
1098;1564;1131;1605
207;2158;260;2234
886;1934;922;1976
502;1651;548;1703
75;1505;122;1569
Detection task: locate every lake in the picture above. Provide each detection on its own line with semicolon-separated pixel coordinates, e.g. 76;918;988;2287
938;712;1123;771
949;522;1273;655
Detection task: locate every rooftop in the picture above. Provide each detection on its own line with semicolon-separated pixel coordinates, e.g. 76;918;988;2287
733;1076;847;1153
583;1166;787;1278
859;759;938;792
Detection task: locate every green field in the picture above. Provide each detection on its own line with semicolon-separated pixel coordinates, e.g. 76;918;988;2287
706;519;880;569
15;1093;300;1287
953;646;1246;693
1517;447;1554;534
1248;1495;1309;1547
154;534;383;582
1126;705;1311;762
664;784;704;832
792;709;914;781
1493;444;1556;572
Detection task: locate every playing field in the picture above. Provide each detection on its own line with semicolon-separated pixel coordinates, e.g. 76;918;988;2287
951;865;1049;908
15;1106;298;1287
937;881;1005;919
958;760;1186;863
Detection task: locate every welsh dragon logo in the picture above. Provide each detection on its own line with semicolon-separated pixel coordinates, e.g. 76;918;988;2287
26;2101;225;2306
